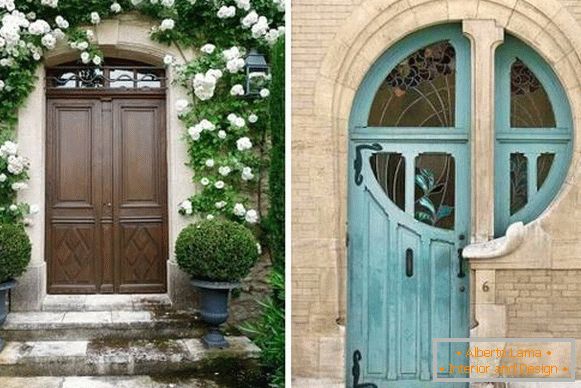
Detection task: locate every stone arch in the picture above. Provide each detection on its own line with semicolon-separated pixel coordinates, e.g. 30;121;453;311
312;0;581;334
13;14;195;310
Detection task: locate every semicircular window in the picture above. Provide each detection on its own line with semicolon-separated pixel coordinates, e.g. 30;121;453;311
368;41;456;127
495;36;573;237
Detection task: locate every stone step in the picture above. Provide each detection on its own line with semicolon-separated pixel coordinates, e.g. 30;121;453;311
0;310;206;341
0;376;221;387
0;337;261;377
41;294;172;312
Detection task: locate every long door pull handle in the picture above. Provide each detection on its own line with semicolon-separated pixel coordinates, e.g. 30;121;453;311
405;248;413;277
458;248;466;278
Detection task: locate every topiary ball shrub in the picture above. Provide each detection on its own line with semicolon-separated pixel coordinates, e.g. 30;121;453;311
0;224;31;284
175;219;259;283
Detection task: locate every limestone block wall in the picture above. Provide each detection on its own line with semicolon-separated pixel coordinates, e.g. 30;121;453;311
292;0;581;382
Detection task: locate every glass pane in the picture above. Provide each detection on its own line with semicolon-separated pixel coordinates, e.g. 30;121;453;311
510;153;528;215
109;69;135;88
537;153;555;190
369;41;456;127
369;153;405;211
49;71;77;88
511;59;556;128
414;153;455;230
136;71;162;88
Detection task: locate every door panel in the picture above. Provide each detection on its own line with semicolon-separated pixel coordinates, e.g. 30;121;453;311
47;100;101;293
114;100;167;293
46;97;167;294
348;141;469;387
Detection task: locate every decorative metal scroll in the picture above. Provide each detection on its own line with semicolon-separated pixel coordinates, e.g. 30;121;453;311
352;350;378;388
46;61;166;90
354;143;382;186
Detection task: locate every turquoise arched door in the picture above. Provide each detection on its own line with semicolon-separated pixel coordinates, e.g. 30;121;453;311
347;24;573;387
347;25;471;387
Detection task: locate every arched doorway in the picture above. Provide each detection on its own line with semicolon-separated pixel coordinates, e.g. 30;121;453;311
45;58;168;294
346;23;572;386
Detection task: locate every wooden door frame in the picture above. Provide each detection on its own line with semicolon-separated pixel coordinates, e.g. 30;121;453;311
45;87;168;294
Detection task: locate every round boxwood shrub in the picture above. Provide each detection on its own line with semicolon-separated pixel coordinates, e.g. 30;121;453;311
175;219;259;282
0;224;32;284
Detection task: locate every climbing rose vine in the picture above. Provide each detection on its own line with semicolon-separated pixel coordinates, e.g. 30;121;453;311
0;0;285;227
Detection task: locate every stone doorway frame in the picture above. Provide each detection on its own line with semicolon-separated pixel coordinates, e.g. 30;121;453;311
12;14;195;311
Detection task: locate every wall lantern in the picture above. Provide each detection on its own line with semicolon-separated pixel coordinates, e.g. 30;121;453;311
245;49;269;96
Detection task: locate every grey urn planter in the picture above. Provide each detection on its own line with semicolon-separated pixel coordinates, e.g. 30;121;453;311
0;279;16;352
191;279;240;349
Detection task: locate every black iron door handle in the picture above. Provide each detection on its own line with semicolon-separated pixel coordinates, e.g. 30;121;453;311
405;248;413;277
457;248;465;278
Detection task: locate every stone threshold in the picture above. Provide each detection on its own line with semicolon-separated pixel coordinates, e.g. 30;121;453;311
41;294;172;312
0;310;204;341
0;337;260;376
0;376;221;387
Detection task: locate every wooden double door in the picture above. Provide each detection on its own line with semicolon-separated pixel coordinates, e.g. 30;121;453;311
46;96;168;294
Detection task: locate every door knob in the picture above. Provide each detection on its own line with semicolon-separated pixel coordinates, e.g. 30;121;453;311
104;202;112;207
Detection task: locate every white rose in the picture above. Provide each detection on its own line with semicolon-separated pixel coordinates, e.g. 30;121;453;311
206;214;214;220
0;141;18;159
200;177;210;186
110;3;122;13
235;0;250;11
80;52;91;64
90;12;101;25
215;201;227;209
179;200;193;215
55;16;69;29
256;243;262;254
227;113;237;122
29;204;40;214
217;5;236;18
236;137;253;151
163;54;174;66
77;41;89;50
251;16;269;38
205;159;215;168
218;166;231;176
9;204;17;211
160;19;175;31
230;84;245;96
233;117;245;128
218;130;227;140
41;0;58;8
161;0;175;6
233;203;246;217
241;167;254;181
214;180;225;189
248;114;258;123
245;209;258;224
200;44;215;54
0;174;6;182
259;88;270;98
241;11;258;28
199;119;215;131
11;182;27;191
176;99;189;113
7;155;26;175
92;55;102;66
188;126;203;141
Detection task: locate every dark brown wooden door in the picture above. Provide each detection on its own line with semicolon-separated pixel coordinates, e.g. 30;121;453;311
46;97;167;294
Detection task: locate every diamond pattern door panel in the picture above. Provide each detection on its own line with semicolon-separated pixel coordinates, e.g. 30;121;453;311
47;97;167;294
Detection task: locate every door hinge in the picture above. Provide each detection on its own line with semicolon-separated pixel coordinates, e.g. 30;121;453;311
346;232;350;247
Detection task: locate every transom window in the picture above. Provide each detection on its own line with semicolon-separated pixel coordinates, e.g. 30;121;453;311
46;58;166;90
353;25;573;238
